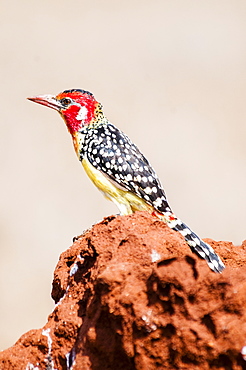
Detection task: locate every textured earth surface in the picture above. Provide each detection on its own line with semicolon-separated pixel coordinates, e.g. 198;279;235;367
1;212;246;370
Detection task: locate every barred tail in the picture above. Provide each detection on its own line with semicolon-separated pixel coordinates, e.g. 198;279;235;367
163;213;225;273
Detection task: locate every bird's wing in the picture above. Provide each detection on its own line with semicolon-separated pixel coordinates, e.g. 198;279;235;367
85;123;171;213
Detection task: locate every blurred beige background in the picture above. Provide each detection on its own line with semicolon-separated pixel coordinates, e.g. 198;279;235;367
1;0;246;350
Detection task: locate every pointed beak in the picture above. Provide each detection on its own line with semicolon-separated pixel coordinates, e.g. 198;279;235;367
27;94;63;111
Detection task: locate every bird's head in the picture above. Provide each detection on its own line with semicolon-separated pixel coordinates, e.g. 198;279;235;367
28;89;102;134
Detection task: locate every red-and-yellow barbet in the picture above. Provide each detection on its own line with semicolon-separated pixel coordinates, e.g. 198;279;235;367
28;89;225;273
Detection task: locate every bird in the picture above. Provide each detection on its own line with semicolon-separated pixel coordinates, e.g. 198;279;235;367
28;89;225;273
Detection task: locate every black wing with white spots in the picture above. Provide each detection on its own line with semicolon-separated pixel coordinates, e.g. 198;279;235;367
83;123;171;213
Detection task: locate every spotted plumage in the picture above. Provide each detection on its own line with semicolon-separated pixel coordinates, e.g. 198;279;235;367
80;123;171;214
28;89;225;273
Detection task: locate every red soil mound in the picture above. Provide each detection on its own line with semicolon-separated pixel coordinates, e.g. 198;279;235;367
1;212;246;369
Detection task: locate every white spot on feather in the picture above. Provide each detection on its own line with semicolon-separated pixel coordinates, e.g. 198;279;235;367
145;187;152;195
153;197;162;207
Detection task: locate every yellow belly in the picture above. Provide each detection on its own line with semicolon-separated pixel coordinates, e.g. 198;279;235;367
82;158;153;215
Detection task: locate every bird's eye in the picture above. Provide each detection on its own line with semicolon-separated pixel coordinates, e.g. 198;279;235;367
60;98;72;106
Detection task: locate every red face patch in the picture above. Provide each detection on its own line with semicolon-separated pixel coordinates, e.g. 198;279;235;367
56;91;98;134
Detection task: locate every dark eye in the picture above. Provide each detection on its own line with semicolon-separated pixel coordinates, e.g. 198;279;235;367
60;98;72;106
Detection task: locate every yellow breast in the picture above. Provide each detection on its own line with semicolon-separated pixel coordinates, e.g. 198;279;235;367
81;157;153;216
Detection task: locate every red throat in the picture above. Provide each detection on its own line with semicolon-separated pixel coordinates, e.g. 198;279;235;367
60;104;84;134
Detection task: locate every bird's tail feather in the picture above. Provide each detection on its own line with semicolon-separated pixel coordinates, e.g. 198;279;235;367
161;212;225;273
